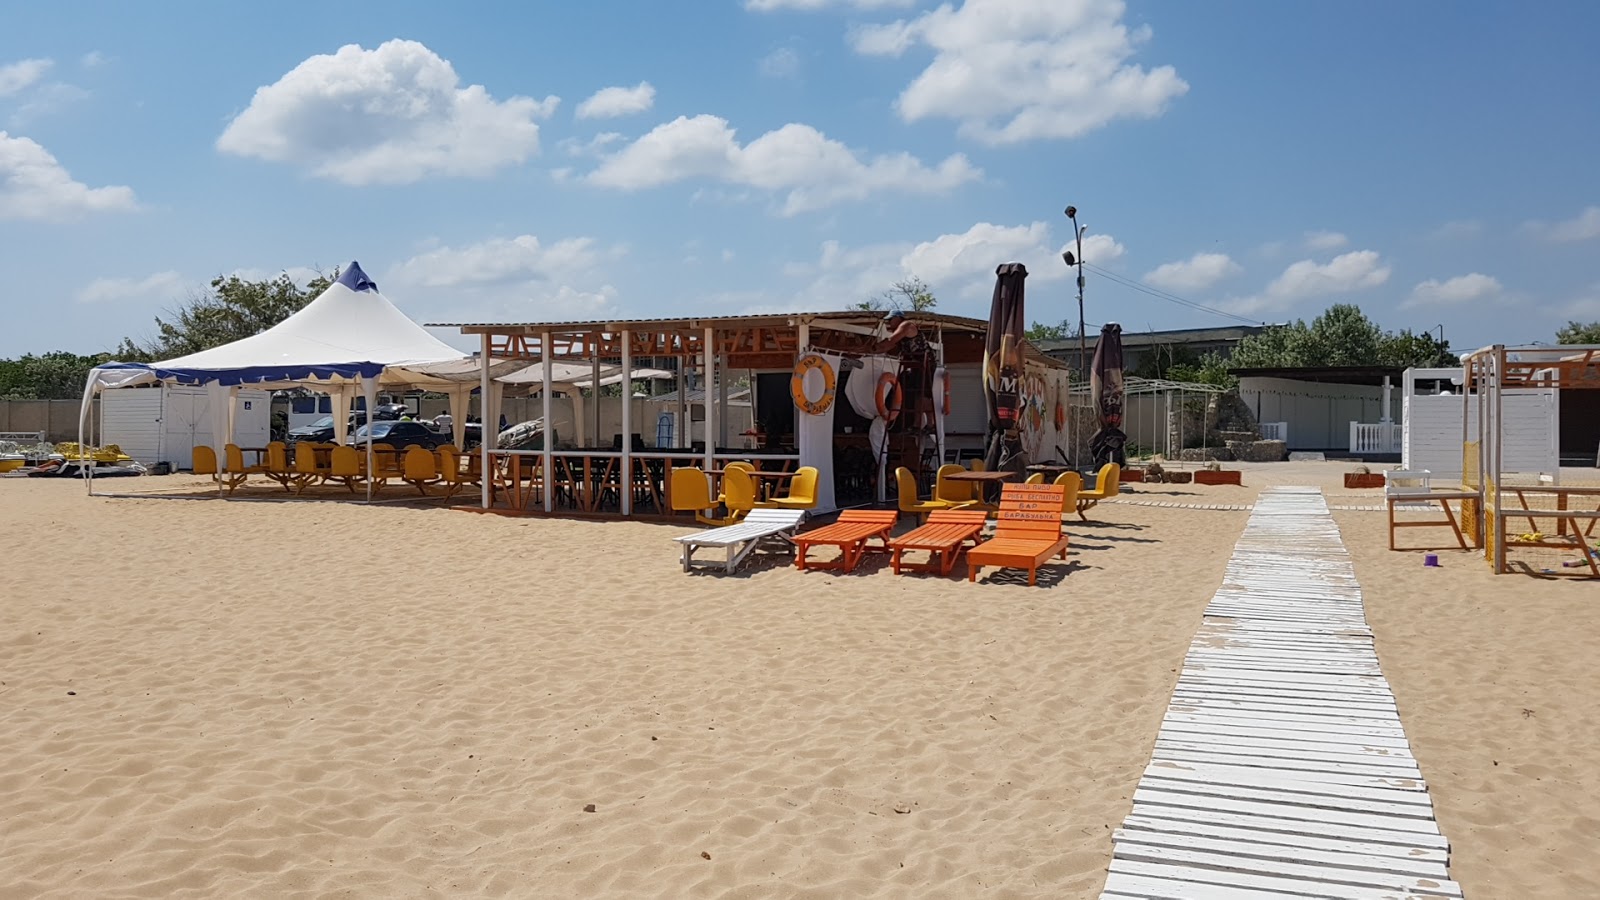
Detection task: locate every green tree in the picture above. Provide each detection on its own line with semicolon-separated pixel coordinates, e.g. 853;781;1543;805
0;351;114;400
1160;351;1237;389
1025;320;1075;342
119;269;337;361
1230;304;1399;368
1377;329;1456;368
1557;321;1600;344
852;276;937;313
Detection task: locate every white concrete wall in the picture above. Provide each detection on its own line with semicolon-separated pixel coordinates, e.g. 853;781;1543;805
1239;377;1397;450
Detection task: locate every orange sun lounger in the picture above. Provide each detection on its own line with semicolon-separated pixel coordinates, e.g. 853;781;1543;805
792;509;899;572
887;509;989;576
967;484;1070;585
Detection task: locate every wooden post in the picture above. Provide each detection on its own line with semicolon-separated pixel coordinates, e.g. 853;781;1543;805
621;328;632;516
542;331;554;513
480;334;492;510
703;326;716;473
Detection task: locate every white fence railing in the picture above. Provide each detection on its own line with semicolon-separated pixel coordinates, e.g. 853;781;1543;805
1349;421;1402;454
1258;421;1288;443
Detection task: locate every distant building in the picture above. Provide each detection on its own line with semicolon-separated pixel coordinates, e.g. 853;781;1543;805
1039;325;1269;373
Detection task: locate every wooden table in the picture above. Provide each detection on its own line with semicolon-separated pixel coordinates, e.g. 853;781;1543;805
944;469;1015;506
710;468;798;500
1025;464;1073;475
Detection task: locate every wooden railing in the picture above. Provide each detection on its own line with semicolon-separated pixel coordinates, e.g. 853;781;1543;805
485;448;799;516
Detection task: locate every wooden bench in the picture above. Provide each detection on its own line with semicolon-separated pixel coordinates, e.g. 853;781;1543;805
967;484;1070;585
1384;470;1475;551
887;509;989;576
792;509;899;573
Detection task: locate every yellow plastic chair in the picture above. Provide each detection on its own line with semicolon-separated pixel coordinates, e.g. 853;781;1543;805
721;467;777;521
263;441;295;491
402;446;440;495
368;442;400;487
1053;471;1082;515
716;460;757;503
670;467;729;526
968;458;987;472
436;446;476;500
192;445;219;480
223;444;265;494
1077;463;1121;520
327;446;363;492
896;466;955;522
934;463;980;507
291;442;323;494
767;466;819;511
1023;472;1045;485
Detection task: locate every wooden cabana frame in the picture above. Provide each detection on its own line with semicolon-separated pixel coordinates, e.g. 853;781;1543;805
428;311;999;519
1462;343;1600;575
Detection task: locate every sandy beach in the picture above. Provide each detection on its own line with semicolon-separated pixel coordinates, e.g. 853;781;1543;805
3;463;1596;898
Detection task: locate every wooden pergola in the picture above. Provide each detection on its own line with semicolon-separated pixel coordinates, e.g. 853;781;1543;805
429;311;994;517
1462;344;1600;575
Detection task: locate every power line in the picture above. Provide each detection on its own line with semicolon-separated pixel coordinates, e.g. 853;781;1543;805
1082;262;1268;327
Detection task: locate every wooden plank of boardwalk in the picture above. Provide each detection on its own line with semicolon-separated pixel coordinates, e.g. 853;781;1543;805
1099;486;1463;899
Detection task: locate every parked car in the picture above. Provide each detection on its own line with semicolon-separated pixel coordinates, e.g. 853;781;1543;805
349;420;450;450
286;413;368;446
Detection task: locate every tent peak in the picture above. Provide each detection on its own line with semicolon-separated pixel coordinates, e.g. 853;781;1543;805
338;261;379;293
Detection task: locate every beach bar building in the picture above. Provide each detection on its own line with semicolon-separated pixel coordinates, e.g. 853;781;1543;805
433;311;1071;518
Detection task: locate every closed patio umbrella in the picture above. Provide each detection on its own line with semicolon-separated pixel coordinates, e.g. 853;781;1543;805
982;263;1027;472
1089;322;1127;468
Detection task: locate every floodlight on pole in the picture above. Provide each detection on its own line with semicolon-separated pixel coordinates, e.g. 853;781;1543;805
1064;206;1087;383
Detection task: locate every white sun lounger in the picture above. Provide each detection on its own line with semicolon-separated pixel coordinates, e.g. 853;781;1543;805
675;507;807;574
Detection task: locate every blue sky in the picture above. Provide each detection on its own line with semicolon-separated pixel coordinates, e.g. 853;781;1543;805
2;0;1597;358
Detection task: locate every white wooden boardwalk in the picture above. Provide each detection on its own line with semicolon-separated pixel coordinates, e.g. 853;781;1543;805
1100;487;1462;899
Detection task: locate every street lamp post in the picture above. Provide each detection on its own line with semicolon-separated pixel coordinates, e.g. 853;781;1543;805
1062;206;1088;383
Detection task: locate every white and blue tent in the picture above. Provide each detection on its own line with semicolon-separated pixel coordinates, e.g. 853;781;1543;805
80;262;515;491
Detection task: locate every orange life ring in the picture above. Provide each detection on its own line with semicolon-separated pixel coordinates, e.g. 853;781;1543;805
790;353;837;415
932;367;951;417
875;373;902;423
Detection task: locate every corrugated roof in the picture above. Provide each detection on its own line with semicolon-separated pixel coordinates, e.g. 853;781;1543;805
428;310;992;334
1037;325;1269;353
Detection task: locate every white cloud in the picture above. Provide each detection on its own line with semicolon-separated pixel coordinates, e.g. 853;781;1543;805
0;59;52;96
850;0;1188;144
586;114;980;215
1225;250;1390;315
1142;252;1241;293
1303;230;1348;251
10;83;91;127
575;82;655;120
80;51;108;69
0;132;138;220
558;132;624;157
526;284;619;318
777;220;1115;311
389;234;622;289
216;39;558;185
1561;283;1600;319
77;271;184;304
1429;219;1482;240
746;0;911;11
1525;205;1600;242
1076;233;1126;267
1404;273;1502;308
759;47;802;79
